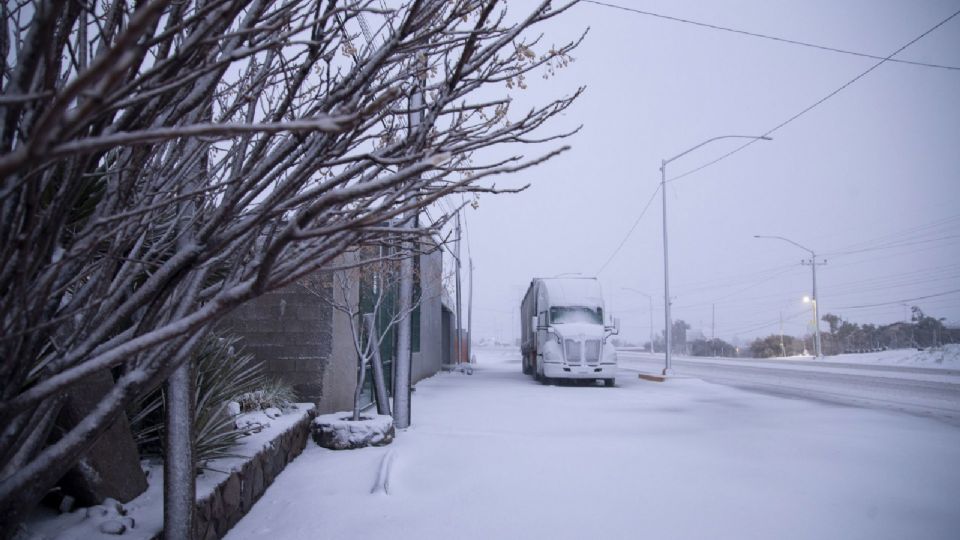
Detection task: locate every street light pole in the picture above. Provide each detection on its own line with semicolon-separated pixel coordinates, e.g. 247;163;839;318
660;135;772;375
754;235;825;358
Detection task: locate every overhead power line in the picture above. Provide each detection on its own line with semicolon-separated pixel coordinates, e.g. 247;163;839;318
596;184;661;275
833;288;960;310
664;6;960;184
583;0;960;71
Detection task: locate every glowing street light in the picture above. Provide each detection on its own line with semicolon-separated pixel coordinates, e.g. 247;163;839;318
755;235;824;358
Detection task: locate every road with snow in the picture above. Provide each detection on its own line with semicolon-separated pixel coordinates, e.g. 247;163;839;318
617;349;960;425
225;346;960;540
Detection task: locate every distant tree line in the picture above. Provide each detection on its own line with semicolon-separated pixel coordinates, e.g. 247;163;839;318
749;306;957;358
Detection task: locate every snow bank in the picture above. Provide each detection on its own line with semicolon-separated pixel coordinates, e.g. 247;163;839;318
824;344;960;369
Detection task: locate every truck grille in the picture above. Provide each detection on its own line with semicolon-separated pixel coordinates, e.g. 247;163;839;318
564;339;581;364
565;339;601;365
585;340;601;364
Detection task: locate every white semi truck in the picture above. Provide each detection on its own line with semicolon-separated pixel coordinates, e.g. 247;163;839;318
520;277;619;386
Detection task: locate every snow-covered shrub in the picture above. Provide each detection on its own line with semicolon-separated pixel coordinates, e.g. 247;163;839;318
131;333;264;467
235;379;298;414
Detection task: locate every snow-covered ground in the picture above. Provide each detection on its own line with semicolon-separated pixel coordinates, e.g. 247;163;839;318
225;346;960;540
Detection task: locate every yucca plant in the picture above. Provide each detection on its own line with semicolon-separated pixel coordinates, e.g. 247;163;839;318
131;332;264;469
235;378;298;414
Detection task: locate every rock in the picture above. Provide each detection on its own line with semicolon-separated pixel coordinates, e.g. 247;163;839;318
264;407;282;419
226;401;241;416
311;413;395;450
99;520;126;535
58;495;75;514
222;473;241;508
57;371;148;506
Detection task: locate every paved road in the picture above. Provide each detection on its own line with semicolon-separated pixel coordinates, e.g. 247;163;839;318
616;350;960;425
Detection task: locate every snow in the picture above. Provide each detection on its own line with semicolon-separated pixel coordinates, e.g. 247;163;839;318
539;277;604;309
820;344;960;369
224;346;960;540
22;404;314;540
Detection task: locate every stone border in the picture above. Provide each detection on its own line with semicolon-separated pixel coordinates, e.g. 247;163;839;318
150;409;315;540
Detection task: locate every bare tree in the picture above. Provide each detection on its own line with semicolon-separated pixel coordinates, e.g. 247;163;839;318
0;0;583;531
304;244;430;422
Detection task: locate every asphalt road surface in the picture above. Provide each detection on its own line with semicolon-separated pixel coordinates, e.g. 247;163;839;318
617;349;960;426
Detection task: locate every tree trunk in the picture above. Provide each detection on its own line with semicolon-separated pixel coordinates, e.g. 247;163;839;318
365;314;391;416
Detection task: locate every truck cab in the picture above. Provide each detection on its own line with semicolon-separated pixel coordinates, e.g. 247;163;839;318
521;278;619;386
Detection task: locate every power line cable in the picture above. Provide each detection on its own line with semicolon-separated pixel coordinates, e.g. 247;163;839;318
595;184;661;275
663;7;960;184
833;288;960;310
583;0;960;71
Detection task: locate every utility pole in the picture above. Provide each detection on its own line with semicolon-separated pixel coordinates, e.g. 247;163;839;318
660;158;673;375
711;303;716;357
455;213;463;364
779;311;785;357
755;235;825;358
394;56;426;429
468;257;474;363
801;256;826;358
659;135;772;375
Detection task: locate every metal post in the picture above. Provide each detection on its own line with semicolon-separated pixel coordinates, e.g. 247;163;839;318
648;295;654;354
779;311;785;357
455;213;463;364
658;135;771;375
468;257;474;363
811;253;822;358
755;234;824;358
163;361;194;540
661;159;673;375
393;58;426;429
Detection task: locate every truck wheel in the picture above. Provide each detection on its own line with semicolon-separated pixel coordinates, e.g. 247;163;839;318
603;378;615;387
522;356;532;375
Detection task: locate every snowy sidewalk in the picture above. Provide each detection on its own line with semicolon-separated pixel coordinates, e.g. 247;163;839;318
225;346;960;540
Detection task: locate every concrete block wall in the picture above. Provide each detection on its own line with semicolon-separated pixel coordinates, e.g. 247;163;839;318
220;265;359;414
223;282;333;403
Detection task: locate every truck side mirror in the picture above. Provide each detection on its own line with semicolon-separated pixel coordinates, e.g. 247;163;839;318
531;316;538;334
605;317;620;336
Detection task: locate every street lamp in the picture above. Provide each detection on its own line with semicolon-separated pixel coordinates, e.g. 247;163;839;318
660;135;772;375
755;235;824;357
622;287;655;354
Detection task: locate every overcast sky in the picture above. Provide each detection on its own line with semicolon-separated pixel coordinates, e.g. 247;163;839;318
453;0;960;346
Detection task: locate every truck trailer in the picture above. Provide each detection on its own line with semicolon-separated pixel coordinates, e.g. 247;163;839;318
520;277;619;386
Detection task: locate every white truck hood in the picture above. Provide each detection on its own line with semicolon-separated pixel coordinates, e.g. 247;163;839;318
552;322;605;340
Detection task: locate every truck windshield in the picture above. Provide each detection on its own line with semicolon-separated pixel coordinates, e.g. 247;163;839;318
550;306;602;325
